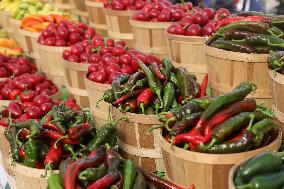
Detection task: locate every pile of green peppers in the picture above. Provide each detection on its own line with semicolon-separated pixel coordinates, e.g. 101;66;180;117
207;20;284;54
234;151;284;189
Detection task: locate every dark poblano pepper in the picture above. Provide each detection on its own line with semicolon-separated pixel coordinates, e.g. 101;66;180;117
120;72;146;94
112;74;130;100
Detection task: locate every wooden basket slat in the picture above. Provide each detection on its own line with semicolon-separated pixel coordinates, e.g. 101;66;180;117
10;18;27;51
111;107;164;172
0;126;12;175
0;11;11;32
131;19;171;59
70;0;87;11
205;45;271;107
161;130;282;189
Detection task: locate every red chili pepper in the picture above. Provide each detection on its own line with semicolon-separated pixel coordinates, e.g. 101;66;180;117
139;168;195;189
204;99;256;135
137;88;154;114
44;141;62;173
112;89;144;105
18;147;25;158
64;146;106;189
217;16;272;29
200;74;208;97
44;130;80;145
42;114;64;134
0;117;10;127
173;133;211;147
86;171;120;189
20;129;29;139
149;63;164;80
177;96;183;104
122;98;137;113
67;123;92;141
36;161;44;169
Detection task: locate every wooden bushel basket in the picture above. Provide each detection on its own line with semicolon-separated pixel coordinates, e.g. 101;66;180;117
161;129;282;189
111;107;164;172
63;60;89;107
9;18;27;50
228;164;240;189
12;163;58;189
167;33;207;82
205;45;271;107
130;19;171;59
85;0;107;36
53;0;74;14
84;76;111;128
37;44;69;87
0;11;11;33
0;126;13;175
103;8;137;47
70;0;87;12
269;70;284;128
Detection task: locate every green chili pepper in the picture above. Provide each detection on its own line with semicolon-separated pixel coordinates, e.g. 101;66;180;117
152;97;162;114
237;169;284;189
138;60;163;109
268;51;284;72
211;39;255;53
48;173;64;189
107;131;118;147
23;139;38;168
145;106;155;115
133;171;147;189
236;152;284;184
162;82;175;112
169;73;179;88
112;74;130;100
122;160;137;189
27;120;43;138
267;26;284;38
4;127;19;161
234;167;246;186
79;163;107;181
162;58;174;83
171;98;179;109
176;67;193;100
254;46;271;54
197;130;254;154
98;89;115;107
248;119;278;147
131;78;148;91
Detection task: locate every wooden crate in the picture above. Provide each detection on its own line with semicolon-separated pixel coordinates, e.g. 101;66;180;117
111;107;164;172
103;8;137;47
161;129;282;189
84;76;111;128
63;60;89;107
37;44;69;87
130;19;171;59
12;162;58;189
167;33;207;82
205;45;271;107
85;0;107;36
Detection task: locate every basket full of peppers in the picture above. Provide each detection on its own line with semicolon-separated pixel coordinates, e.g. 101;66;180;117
105;58;202;172
159;82;282;189
4;101;123;189
268;51;284;127
47;146;196;189
229;150;284;189
204;20;280;107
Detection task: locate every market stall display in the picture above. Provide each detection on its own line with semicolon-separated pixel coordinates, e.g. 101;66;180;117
229;151;284;189
160;83;282;189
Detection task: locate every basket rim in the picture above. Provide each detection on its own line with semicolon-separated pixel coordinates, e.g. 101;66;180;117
130;18;173;29
166;32;206;42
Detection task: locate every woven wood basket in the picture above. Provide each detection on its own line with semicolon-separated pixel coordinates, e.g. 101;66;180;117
161;129;282;189
111;107;164;172
85;0;107;36
130;19;171;59
205;45;271;107
37;44;69;87
0;11;11;33
84;75;111;128
0;126;12;175
103;8;137;47
63;60;89;107
167;33;207;82
9;18;27;50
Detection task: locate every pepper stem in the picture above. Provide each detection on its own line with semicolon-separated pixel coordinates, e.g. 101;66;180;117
247;114;255;131
111;117;128;126
236;183;252;189
54;136;68;149
165;117;176;131
205;137;218;149
147;125;163;133
40;163;53;178
122;106;131;113
140;103;145;114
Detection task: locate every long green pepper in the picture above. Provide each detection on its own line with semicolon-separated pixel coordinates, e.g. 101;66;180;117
162;82;175;112
122;160;137;189
23;139;38;168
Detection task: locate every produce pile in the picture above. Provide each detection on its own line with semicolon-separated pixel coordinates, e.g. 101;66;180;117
167;8;230;36
103;0;170;11
0;0;21;14
234;151;284;189
47;146;195;189
21;14;70;33
206;18;284;54
0;30;23;56
0;55;36;78
84;40;160;84
159;82;279;154
12;1;64;20
0;73;57;101
268;51;284;74
102;59;202;114
132;1;190;22
38;20;97;47
3;99;124;172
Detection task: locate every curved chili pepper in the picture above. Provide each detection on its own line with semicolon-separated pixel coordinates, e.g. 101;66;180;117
149;63;164;80
131;78;148;91
106;147;120;173
87;171;120;189
200;74;208;97
42;141;62;178
97;89;115;108
44;130;80;145
123;160;137;189
162;82;175;112
112;89;144;105
137;88;154;114
162;58;174;84
79;163;107;181
67;123;92;141
122;99;137;113
23;139;37;168
176;67;194;100
64;146;106;189
112;74;130;100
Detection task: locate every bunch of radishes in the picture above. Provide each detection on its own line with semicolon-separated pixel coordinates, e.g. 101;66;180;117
167;8;230;36
132;1;192;22
38;20;97;47
0;73;58;101
84;41;160;84
0;55;37;78
103;0;166;11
